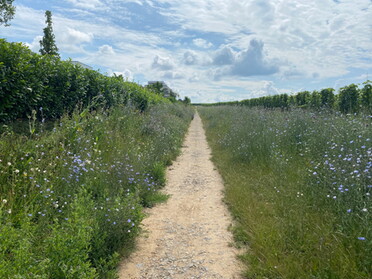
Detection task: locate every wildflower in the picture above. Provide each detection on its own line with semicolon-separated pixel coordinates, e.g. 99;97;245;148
8;209;11;214
347;209;352;213
2;199;7;204
127;219;131;223
358;237;366;241
362;208;368;212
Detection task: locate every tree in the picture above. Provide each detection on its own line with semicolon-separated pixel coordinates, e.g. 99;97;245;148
338;84;359;114
39;10;59;56
182;96;191;105
320;88;335;108
0;0;15;26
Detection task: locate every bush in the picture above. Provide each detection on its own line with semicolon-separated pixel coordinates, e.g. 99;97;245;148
0;39;168;122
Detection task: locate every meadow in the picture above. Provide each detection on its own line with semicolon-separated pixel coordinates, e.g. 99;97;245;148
0;103;193;278
199;106;371;279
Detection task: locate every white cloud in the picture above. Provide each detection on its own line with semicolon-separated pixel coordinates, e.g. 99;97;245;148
231;39;280;77
62;28;93;44
162;71;184;79
25;36;43;53
107;69;134;80
58;28;93;53
65;0;105;10
99;44;115;55
152;55;176;70
183;50;198;65
193;38;213;49
213;46;235;66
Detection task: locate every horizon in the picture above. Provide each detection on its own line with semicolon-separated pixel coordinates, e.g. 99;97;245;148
1;0;371;103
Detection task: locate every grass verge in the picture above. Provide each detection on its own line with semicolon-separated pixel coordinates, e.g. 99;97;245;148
199;106;371;279
0;103;193;278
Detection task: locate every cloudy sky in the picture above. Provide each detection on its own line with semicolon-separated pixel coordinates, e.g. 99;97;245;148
1;0;371;103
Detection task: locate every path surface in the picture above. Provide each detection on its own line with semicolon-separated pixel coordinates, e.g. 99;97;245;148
119;113;242;279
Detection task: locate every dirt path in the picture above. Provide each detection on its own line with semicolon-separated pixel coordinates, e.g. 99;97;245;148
118;112;242;279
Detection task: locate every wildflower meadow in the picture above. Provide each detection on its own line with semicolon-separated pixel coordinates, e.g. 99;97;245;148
199;106;371;278
0;104;193;278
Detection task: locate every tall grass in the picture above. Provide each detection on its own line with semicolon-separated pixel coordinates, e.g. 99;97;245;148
199;106;371;279
0;103;193;278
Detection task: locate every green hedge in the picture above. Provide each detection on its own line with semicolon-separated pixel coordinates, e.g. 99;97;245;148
199;82;372;114
0;39;168;121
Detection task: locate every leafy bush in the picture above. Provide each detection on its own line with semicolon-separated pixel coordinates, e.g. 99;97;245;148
0;39;167;122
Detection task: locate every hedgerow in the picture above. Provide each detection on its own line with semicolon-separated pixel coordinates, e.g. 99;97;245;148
0;39;167;121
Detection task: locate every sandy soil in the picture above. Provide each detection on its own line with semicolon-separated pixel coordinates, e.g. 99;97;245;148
118;112;242;279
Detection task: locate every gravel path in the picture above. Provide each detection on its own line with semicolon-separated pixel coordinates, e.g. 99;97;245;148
118;112;242;279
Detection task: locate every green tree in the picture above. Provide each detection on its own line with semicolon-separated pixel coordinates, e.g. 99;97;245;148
146;82;163;95
320;88;335;108
338;84;359;114
39;10;59;56
182;96;191;105
360;80;372;113
0;0;15;26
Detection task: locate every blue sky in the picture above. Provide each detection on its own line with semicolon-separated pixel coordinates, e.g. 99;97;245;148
1;0;371;103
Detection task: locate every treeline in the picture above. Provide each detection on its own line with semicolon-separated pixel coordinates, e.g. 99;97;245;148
0;39;168;122
199;83;372;114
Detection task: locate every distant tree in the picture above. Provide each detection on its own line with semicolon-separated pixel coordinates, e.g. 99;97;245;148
183;96;191;105
0;0;15;26
320;88;335;108
39;10;59;56
360;80;372;113
146;82;163;95
309;90;321;108
338;84;359;114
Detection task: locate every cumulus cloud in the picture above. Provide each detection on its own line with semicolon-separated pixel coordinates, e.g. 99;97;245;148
259;81;281;96
99;44;115;55
193;38;213;48
210;39;280;78
183;50;198;65
231;39;279;77
152;55;175;70
58;28;93;53
60;28;93;44
162;71;184;79
213;45;235;65
108;69;133;80
25;36;43;52
189;73;200;83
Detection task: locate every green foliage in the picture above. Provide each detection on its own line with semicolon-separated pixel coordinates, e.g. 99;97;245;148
204;82;372;115
200;106;371;278
182;96;191;105
338;84;360;114
0;39;168;122
39;10;59;57
0;0;15;26
360;80;372;114
0;103;193;278
320;88;335;108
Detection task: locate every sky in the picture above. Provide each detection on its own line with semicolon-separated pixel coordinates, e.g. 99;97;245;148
1;0;371;103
